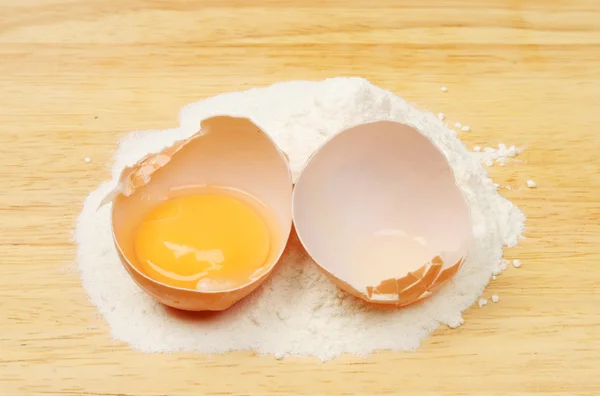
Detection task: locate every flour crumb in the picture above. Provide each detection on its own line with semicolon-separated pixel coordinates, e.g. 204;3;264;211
461;125;471;132
455;122;462;129
75;77;526;361
527;180;537;188
492;275;497;280
441;86;448;92
474;146;481;152
512;259;522;268
84;157;92;163
446;316;464;329
437;113;445;121
478;298;488;308
491;295;499;303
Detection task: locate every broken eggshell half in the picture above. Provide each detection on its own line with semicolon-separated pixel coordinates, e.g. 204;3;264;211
102;115;294;311
292;120;473;307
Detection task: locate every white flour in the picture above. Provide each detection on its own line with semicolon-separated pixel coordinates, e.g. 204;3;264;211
75;77;526;361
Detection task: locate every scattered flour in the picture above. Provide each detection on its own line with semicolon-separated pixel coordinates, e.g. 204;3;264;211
75;77;526;361
476;143;523;165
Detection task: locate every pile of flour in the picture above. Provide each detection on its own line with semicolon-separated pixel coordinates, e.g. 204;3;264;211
75;77;525;361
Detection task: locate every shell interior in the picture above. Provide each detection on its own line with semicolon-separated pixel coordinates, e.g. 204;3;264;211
292;120;473;307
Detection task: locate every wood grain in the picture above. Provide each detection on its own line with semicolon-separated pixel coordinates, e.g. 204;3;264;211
1;0;599;395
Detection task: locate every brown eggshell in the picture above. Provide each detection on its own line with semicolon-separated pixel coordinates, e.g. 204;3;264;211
104;115;293;311
292;120;473;308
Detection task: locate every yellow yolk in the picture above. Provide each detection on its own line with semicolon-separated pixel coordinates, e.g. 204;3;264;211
133;191;272;291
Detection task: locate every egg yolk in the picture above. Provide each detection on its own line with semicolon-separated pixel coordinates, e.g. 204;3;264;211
133;191;272;291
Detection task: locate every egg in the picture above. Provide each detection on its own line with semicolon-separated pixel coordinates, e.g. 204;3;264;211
103;116;293;311
292;120;473;307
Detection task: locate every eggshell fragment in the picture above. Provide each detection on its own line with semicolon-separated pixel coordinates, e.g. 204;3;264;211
292;120;473;308
104;116;293;311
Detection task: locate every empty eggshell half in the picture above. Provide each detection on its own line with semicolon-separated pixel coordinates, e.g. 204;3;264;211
292;120;473;307
103;115;293;311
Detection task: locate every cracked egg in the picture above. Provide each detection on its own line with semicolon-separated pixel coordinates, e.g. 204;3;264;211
103;116;293;311
292;120;473;307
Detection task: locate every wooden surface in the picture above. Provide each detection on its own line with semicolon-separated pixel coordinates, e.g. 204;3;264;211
1;1;599;395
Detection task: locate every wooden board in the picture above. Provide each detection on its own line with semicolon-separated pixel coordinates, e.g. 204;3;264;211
1;1;599;394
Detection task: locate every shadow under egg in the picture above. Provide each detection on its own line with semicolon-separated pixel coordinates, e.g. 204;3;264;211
163;305;228;323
